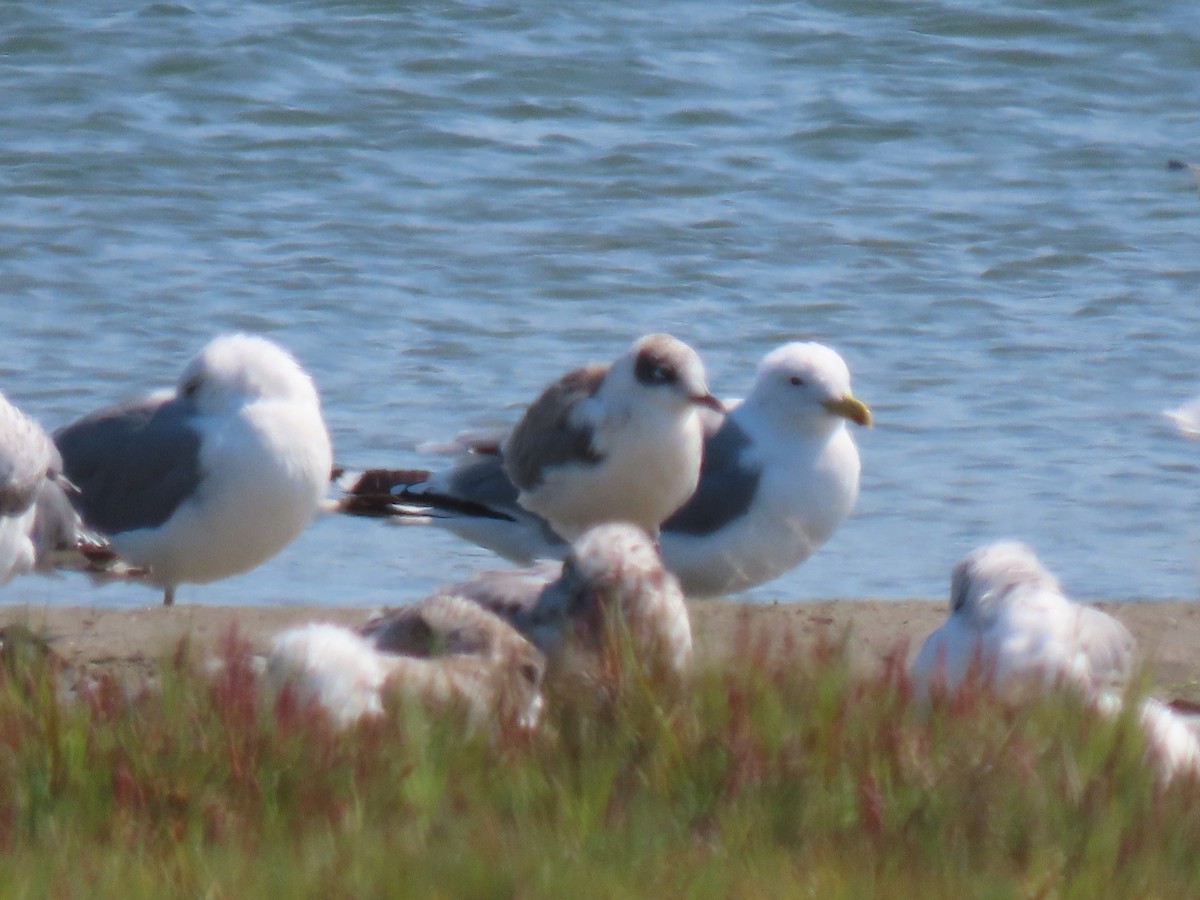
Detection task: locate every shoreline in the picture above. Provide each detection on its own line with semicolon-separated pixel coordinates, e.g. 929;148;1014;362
3;599;1199;700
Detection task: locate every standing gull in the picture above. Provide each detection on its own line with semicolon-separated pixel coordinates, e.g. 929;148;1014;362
340;342;870;597
0;391;81;585
54;334;333;606
501;333;721;540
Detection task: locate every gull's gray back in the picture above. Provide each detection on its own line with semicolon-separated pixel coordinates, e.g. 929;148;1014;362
54;394;204;534
661;413;760;537
442;453;523;513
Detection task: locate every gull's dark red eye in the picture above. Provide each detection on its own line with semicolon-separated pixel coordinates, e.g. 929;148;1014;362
789;375;804;387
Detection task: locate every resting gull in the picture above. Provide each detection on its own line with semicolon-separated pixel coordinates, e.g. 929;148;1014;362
363;523;693;686
54;334;333;606
268;595;545;730
340;341;870;597
0;390;81;585
912;541;1200;780
910;541;1135;697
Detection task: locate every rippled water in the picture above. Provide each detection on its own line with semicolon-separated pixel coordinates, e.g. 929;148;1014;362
3;0;1200;606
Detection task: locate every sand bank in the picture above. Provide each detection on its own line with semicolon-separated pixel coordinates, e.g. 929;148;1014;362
3;599;1198;700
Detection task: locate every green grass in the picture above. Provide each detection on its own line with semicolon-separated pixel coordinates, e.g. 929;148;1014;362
0;623;1197;898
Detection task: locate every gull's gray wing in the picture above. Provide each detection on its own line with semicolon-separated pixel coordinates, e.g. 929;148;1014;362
661;413;761;537
439;453;522;511
503;364;607;490
54;394;203;535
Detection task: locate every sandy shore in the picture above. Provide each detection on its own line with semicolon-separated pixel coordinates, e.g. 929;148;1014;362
4;599;1199;701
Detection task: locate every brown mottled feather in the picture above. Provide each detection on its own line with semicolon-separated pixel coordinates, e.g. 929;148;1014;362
503;364;607;491
361;593;537;662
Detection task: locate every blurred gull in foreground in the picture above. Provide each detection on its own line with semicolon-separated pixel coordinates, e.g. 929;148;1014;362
54;334;333;606
357;524;693;696
911;541;1135;696
403;522;694;685
340;342;870;598
287;523;693;727
268;595;545;730
912;541;1200;781
0;391;81;585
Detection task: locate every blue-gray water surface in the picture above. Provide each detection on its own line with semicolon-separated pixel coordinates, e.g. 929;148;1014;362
3;0;1200;607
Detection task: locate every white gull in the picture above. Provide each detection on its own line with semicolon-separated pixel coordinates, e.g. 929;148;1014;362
0;390;81;585
911;541;1200;780
910;541;1135;697
54;334;333;606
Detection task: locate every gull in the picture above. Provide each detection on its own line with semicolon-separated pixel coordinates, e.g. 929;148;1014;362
1167;158;1200;190
364;523;693;686
1092;693;1200;783
911;542;1200;780
1165;394;1200;439
0;390;81;586
500;333;721;540
340;341;871;597
54;334;333;606
268;595;545;730
910;541;1136;697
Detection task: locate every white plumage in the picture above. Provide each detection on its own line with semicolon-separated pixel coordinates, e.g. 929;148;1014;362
911;541;1135;696
912;541;1200;782
55;334;333;605
267;623;391;727
0;390;79;586
269;595;545;730
1093;693;1200;783
501;333;720;540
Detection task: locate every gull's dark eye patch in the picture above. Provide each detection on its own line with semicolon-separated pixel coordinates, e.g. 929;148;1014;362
519;661;542;685
182;376;203;398
635;350;678;386
789;375;805;387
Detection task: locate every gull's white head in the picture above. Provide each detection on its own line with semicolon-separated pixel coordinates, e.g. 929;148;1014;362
178;334;322;414
607;334;723;415
747;342;871;433
950;541;1061;617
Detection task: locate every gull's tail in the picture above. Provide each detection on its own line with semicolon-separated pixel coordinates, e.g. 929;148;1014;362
42;528;151;582
334;467;518;523
331;462;567;566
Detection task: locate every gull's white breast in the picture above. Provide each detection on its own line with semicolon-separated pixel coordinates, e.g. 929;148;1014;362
116;397;332;586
